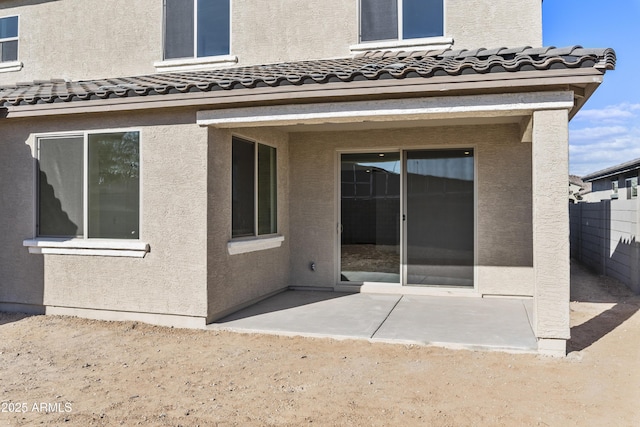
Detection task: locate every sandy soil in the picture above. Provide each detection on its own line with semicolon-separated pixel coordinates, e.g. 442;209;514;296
1;262;639;426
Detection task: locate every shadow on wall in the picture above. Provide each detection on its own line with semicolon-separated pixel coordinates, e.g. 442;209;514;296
570;199;640;295
0;124;45;320
609;236;640;294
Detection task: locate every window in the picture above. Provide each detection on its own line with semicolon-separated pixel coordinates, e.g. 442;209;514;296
360;0;443;42
164;0;230;60
0;16;18;62
37;131;140;240
627;177;638;199
611;179;619;199
232;137;277;238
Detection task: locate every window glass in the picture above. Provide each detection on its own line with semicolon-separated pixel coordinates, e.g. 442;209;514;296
38;132;140;240
403;0;443;39
0;16;18;62
197;0;230;57
232;138;255;237
258;144;277;235
1;40;18;62
0;16;18;39
232;137;278;238
360;0;443;42
38;137;84;237
164;0;195;59
361;0;398;42
88;132;140;239
164;0;229;59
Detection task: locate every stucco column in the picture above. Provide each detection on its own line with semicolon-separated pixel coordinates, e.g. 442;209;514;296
532;109;570;356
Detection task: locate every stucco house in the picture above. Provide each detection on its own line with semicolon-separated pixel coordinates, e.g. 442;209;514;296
569;174;590;203
0;0;615;355
570;159;640;294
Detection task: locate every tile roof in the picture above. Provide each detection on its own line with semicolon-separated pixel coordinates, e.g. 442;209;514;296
0;46;615;107
582;157;640;182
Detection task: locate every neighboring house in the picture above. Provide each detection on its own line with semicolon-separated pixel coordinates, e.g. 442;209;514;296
569;174;590;203
570;159;640;294
0;0;615;356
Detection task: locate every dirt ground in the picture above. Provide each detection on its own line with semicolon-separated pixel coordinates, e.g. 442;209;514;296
1;262;639;426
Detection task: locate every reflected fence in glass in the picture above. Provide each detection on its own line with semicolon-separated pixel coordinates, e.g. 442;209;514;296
340;152;401;283
405;149;474;287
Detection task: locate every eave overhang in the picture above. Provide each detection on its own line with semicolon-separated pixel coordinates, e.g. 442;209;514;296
582;158;640;182
0;46;615;120
0;68;605;120
196;91;576;129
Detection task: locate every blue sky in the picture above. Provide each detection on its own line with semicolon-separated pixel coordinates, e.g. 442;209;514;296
543;1;640;176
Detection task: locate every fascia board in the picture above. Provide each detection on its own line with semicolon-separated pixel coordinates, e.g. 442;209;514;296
2;68;604;119
196;91;576;128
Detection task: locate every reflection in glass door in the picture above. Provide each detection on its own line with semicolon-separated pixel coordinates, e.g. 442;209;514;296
405;149;474;287
340;152;401;283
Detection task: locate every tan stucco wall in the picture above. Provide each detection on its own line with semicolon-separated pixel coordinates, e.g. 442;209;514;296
0;117;44;311
288;124;534;296
532;109;570;340
0;0;162;84
1;109;210;319
447;0;542;50
206;127;290;321
0;0;541;85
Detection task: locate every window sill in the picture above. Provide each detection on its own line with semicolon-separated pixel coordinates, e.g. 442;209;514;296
154;55;238;73
227;235;284;255
23;238;150;258
350;36;453;54
0;60;23;73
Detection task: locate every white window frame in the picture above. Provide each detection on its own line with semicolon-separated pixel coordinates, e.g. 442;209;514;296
24;129;149;258
156;0;237;72
228;135;283;255
351;0;451;53
0;14;22;73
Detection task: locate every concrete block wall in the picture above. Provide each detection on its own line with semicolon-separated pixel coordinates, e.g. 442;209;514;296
570;198;640;294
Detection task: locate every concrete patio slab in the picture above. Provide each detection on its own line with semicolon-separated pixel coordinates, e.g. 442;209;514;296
373;296;537;351
209;290;537;353
211;291;401;339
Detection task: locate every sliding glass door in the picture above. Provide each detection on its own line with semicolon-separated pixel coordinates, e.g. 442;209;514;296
404;149;474;287
340;149;474;288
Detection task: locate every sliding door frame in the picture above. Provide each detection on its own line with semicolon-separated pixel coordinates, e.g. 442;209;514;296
335;145;478;294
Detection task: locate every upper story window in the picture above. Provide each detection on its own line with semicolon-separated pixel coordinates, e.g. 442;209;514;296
232;137;277;238
37;131;140;240
360;0;443;43
611;179;619;199
0;15;19;62
164;0;230;60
